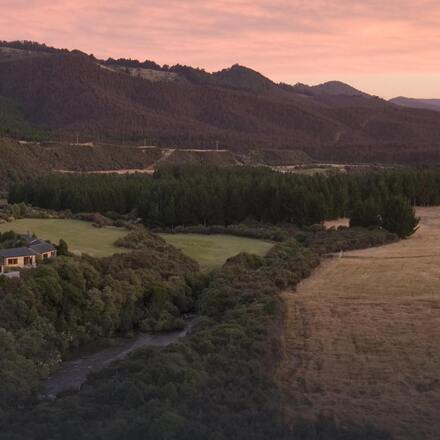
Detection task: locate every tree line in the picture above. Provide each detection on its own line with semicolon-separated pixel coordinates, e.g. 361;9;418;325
9;166;440;229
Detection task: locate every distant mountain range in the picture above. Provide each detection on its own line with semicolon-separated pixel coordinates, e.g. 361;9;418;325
389;97;440;112
1;40;440;164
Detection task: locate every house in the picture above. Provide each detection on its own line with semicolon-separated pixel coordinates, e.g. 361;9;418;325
21;234;57;260
29;241;57;259
0;236;57;275
0;247;38;274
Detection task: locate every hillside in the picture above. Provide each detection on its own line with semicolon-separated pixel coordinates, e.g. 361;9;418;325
390;97;440;112
0;137;314;186
289;80;369;97
0;138;160;185
1;41;440;163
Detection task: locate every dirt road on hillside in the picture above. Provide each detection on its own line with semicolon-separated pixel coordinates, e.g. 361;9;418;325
279;207;440;439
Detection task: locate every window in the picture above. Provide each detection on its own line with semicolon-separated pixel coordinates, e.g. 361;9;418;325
7;258;18;265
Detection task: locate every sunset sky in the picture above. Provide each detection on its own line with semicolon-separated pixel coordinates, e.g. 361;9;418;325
2;0;439;98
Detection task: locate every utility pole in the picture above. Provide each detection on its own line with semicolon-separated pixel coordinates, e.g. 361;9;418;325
216;140;219;151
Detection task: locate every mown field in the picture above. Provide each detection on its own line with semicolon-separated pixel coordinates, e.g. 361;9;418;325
0;218;127;257
279;207;440;440
0;220;273;265
159;233;274;268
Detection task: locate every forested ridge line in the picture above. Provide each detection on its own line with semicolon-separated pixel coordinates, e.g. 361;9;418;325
2;42;440;164
9;166;440;227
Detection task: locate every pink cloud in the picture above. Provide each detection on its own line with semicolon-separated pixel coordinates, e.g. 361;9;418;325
1;0;439;97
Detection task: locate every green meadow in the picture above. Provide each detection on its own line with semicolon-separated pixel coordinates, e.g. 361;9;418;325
159;233;274;269
0;219;274;265
0;218;127;257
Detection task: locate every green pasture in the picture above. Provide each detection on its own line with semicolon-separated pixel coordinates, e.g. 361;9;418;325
159;233;273;269
0;218;127;257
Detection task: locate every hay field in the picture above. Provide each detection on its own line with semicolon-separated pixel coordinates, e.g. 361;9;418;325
279;207;440;439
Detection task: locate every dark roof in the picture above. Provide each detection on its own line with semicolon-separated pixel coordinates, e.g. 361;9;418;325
29;242;56;254
0;247;38;258
20;234;42;246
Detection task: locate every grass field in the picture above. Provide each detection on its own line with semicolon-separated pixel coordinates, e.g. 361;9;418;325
0;218;127;257
159;233;273;269
279;207;440;440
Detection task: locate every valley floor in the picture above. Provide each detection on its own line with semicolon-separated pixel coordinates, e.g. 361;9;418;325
279;207;440;439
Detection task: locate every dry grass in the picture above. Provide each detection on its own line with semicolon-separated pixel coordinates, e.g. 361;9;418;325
278;207;440;439
324;218;349;229
100;64;182;82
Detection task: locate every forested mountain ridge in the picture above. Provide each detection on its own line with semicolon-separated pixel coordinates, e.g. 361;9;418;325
1;41;440;163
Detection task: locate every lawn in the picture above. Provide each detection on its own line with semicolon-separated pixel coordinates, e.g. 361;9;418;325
159;233;274;269
0;218;127;257
0;220;274;264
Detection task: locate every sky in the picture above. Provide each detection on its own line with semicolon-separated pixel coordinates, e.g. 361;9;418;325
1;0;440;98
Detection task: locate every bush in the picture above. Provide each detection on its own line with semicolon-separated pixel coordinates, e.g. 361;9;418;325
57;239;69;256
303;227;398;254
0;228;395;439
0;231;198;410
155;222;295;242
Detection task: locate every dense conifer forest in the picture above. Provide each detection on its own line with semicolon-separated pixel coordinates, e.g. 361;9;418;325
10;166;440;228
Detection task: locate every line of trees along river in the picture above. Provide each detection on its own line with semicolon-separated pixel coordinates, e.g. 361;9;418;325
0;231;199;413
2;232;396;440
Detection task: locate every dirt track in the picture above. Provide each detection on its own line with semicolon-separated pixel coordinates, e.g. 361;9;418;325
279;207;440;439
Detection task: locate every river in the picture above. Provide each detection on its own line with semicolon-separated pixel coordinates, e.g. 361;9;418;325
43;319;197;399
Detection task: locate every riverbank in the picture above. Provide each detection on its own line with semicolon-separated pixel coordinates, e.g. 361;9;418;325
43;319;198;399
